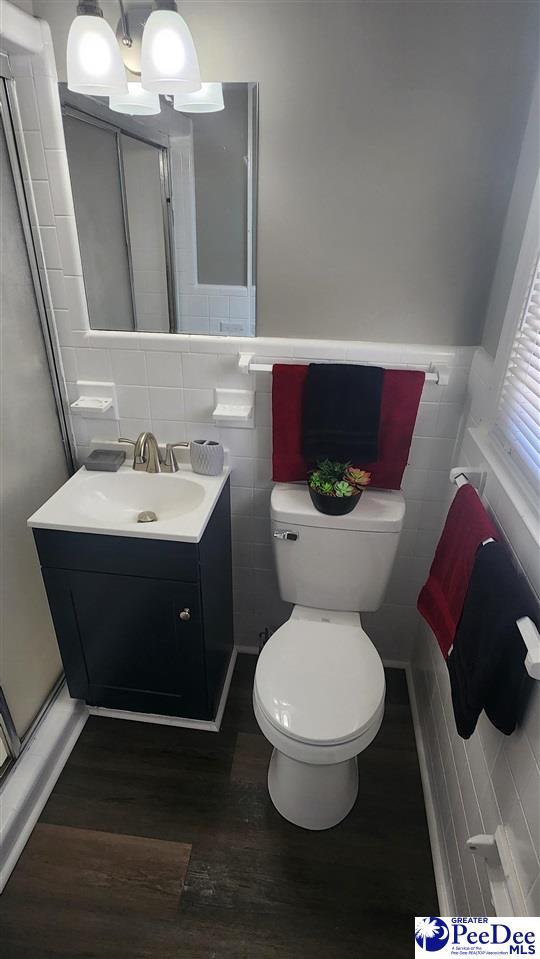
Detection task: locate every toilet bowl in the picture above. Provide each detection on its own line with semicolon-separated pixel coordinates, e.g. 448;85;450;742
253;483;405;830
254;607;386;830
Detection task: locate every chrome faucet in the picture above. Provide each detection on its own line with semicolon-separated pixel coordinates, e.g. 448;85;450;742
119;431;162;473
119;433;189;473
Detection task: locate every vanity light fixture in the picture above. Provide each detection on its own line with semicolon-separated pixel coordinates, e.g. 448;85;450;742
141;0;201;95
109;82;161;115
174;82;224;113
67;0;127;96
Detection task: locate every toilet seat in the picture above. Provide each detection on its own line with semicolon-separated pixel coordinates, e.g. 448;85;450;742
254;618;385;748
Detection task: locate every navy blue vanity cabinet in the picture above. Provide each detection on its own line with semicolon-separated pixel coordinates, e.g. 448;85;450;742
33;481;233;721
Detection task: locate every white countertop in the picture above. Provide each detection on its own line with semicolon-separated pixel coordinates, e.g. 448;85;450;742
27;464;231;543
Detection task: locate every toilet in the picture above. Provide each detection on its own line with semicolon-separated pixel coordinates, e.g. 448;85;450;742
253;483;405;830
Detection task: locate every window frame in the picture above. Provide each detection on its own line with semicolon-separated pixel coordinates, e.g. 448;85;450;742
487;172;540;512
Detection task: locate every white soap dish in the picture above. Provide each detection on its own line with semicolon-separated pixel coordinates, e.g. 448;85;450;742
71;396;113;414
213;388;254;428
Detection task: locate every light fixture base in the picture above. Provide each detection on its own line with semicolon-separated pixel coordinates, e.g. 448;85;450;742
76;0;103;15
116;5;152;75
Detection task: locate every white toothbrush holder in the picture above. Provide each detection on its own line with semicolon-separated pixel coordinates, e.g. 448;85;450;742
190;440;225;476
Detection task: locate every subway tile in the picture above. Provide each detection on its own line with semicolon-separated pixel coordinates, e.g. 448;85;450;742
218;428;255;458
60;347;77;383
148;387;184;422
230;486;253;516
55;216;83;276
39;227;62;269
184;421;220;443
44;150;75;216
150;420;186;445
15;77;40;130
116;385;150;420
32;180;55;226
413;402;439;437
35;76;65;150
64;275;88;327
229;456;254;488
75;348;112;382
110;350;147;387
184;388;214;423
44;269;67;310
21;131;47;179
146;351;182;388
182;352;220;388
506;791;540;897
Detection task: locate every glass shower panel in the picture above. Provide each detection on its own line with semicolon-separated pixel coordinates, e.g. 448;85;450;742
121;135;172;333
63;114;135;331
0;113;67;741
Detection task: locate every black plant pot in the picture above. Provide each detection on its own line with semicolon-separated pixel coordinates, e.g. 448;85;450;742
308;486;362;515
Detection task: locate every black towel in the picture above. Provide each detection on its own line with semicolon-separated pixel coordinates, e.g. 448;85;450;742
448;540;537;738
301;363;384;463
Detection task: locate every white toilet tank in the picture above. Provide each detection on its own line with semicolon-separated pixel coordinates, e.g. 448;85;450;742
271;484;405;612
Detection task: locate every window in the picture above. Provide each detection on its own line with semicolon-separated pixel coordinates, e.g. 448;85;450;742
494;251;540;493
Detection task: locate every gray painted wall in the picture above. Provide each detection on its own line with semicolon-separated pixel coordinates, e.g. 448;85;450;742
481;77;539;357
33;0;538;345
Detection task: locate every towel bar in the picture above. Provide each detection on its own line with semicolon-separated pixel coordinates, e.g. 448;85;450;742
449;467;487;491
517;617;540;680
238;353;449;384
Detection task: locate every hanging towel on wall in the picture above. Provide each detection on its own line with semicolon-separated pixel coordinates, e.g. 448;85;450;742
272;365;425;488
301;363;384;463
417;485;498;658
448;540;537;738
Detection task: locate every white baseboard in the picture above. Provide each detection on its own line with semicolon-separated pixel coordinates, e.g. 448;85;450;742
0;682;88;893
405;663;455;915
89;648;238;733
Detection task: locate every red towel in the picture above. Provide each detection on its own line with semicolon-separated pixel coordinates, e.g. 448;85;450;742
272;365;425;489
417;485;499;658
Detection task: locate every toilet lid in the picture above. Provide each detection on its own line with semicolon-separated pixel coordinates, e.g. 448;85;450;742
254;620;385;746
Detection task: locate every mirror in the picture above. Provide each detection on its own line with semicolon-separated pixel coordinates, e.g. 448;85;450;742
59;82;257;336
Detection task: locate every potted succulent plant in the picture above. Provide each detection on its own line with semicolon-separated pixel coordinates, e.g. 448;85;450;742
308;460;371;515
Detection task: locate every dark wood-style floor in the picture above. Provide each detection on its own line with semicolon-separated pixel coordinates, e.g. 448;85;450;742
0;656;437;958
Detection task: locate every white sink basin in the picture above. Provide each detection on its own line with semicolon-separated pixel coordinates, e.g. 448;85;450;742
28;464;230;543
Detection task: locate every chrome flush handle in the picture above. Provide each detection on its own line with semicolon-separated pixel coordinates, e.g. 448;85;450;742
273;530;298;541
178;608;191;622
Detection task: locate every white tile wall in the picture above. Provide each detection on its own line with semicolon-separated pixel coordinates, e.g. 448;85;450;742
411;347;540;916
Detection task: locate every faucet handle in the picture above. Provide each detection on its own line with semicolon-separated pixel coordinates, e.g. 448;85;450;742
118;437;144;468
162;441;189;473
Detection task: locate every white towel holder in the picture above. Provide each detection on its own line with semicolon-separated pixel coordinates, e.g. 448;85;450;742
238;352;449;384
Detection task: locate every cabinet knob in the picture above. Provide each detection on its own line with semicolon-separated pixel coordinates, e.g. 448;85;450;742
179;608;191;622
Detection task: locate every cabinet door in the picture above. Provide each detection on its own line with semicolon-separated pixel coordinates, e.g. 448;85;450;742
43;569;208;718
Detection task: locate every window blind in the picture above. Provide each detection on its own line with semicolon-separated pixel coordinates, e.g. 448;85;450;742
495;252;540;491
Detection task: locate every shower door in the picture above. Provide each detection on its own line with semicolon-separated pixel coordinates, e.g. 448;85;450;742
0;73;72;776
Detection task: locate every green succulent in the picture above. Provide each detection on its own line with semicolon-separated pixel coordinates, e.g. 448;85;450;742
320;481;334;493
315;459;351;484
334;480;354;497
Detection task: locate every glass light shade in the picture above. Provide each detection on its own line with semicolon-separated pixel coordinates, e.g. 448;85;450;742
109;83;161;116
67;14;127;95
174;82;224;113
141;9;201;95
